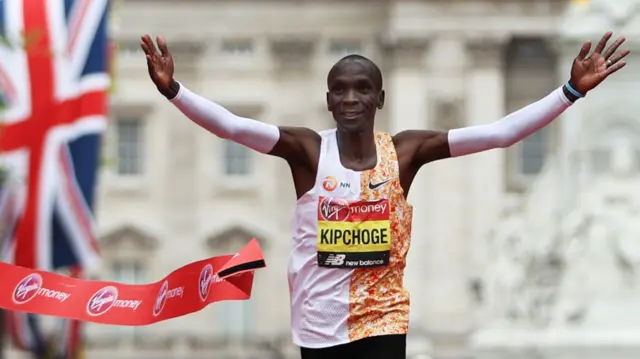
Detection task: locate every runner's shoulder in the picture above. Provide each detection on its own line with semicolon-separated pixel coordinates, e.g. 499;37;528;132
390;131;417;162
272;126;322;165
278;126;322;151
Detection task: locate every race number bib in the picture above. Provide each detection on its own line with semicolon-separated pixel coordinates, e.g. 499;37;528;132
317;196;391;268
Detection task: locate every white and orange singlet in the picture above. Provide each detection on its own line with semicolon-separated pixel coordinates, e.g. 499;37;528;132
288;129;413;348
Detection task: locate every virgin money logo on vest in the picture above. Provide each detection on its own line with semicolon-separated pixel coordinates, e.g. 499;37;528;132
87;286;142;317
13;273;71;305
319;197;350;221
198;264;222;302
152;280;184;317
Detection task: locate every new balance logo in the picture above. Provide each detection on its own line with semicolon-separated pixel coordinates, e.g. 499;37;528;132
324;254;346;266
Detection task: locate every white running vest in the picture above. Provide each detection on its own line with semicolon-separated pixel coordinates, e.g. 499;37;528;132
288;129;413;349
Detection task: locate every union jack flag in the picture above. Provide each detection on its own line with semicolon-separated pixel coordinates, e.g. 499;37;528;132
0;0;111;358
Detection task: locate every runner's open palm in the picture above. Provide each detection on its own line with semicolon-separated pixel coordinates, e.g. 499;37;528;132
140;34;174;94
570;31;629;94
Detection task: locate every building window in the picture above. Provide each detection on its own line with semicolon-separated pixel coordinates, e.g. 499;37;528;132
221;39;253;55
504;37;556;187
519;129;549;175
116;117;143;176
218;301;252;339
223;140;252;176
111;259;145;284
329;40;361;56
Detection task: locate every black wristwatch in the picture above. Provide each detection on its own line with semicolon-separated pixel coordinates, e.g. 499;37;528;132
562;81;584;103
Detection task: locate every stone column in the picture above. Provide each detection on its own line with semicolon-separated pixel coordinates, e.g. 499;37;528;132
265;36;318;335
464;36;507;306
418;36;474;357
380;35;430;326
162;41;204;267
268;36;318;128
553;39;588;213
268;36;318;214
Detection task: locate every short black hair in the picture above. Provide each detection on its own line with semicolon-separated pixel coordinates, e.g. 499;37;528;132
328;54;383;91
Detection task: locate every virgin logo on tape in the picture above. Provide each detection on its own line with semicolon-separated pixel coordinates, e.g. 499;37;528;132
199;264;223;302
12;273;71;304
153;280;184;316
86;286;142;317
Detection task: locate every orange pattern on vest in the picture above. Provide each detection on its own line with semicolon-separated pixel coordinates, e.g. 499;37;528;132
347;131;413;341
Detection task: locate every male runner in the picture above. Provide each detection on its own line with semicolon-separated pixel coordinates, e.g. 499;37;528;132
140;31;628;359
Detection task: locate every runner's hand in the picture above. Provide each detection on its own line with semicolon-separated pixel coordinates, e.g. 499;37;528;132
140;34;175;97
570;31;629;94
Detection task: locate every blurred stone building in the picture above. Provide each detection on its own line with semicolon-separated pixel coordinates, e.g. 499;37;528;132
8;0;640;358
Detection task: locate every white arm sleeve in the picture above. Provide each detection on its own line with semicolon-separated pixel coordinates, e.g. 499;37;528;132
169;82;280;154
448;86;572;157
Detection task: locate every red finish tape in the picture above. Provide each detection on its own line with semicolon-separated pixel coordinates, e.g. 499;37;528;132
0;238;266;325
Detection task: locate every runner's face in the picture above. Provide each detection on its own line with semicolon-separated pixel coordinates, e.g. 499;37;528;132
326;61;383;133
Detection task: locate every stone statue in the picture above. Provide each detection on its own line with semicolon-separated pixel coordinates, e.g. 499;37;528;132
551;179;640;327
610;190;640;287
483;199;564;327
569;0;639;23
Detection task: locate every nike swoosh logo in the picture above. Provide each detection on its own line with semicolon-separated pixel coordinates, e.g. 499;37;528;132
368;179;392;190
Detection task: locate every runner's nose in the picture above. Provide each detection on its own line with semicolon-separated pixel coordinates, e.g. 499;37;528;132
343;89;358;105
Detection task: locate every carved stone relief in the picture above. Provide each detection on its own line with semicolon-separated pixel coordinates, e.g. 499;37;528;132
115;38;203;75
465;35;506;69
482;176;640;329
100;225;158;265
269;37;317;73
206;225;268;254
100;225;158;252
482;198;565;328
568;0;640;26
585;121;640;177
379;36;429;69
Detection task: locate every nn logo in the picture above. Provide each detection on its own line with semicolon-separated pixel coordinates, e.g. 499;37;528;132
322;176;350;192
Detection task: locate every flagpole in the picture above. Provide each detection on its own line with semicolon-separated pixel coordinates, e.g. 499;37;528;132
0;75;6;359
0;309;4;359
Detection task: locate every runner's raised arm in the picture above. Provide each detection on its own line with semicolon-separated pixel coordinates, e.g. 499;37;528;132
140;35;321;167
393;32;629;170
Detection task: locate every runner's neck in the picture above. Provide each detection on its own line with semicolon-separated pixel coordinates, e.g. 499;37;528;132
336;129;377;170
